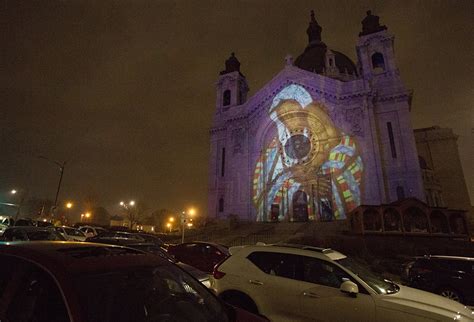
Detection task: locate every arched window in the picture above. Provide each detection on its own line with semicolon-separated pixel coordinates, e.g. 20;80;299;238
396;186;405;200
383;208;401;232
218;197;224;213
430;210;449;233
371;52;385;71
449;213;467;235
363;208;382;231
403;207;428;233
223;90;231;106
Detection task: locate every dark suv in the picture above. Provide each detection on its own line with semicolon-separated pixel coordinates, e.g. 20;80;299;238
404;255;474;305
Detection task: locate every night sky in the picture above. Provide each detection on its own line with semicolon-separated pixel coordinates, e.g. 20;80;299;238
1;0;473;217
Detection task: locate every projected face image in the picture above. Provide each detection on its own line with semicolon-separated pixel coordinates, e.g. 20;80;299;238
253;84;363;221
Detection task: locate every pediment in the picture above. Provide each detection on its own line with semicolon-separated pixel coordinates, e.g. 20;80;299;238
244;66;367;115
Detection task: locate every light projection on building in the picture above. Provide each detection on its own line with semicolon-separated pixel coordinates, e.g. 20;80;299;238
252;84;363;221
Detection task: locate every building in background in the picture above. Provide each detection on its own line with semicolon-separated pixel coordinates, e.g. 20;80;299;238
209;11;428;222
415;126;472;226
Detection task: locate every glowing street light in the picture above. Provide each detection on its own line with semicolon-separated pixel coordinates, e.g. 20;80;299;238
11;189;17;195
66;202;73;209
166;222;172;233
181;208;197;243
129;200;135;206
169;217;175;222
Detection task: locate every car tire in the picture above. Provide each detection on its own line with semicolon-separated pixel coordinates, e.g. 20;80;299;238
438;287;463;303
220;292;259;314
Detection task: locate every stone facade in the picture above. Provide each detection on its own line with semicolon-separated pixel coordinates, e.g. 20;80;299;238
415;126;472;227
209;12;425;222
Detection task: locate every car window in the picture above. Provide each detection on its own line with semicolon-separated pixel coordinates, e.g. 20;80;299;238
302;257;351;288
11;229;27;241
26;230;65;241
247;251;301;280
2;229;14;240
3;256;69;322
74;264;229;322
65;228;84;237
435;259;472;273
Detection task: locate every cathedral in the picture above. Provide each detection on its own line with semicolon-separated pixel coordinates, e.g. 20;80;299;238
208;11;426;222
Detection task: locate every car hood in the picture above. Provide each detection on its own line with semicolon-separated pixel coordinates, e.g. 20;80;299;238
377;285;473;320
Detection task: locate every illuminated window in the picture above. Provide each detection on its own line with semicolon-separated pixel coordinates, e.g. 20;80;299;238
223;90;231;106
386;122;397;158
371;52;385;71
218;198;224;212
221;148;225;177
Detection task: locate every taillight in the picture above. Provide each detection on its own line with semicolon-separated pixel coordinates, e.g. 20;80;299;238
413;267;432;275
213;260;226;279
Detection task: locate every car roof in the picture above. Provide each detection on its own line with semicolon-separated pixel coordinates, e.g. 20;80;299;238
424;255;474;261
230;243;347;261
6;226;54;231
0;241;169;275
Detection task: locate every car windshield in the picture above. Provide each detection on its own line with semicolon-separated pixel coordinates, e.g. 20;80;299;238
336;257;399;295
74;263;229;322
65;227;85;237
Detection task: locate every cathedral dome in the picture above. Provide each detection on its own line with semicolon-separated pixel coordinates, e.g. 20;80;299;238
294;42;327;74
294;47;358;76
294;11;358;78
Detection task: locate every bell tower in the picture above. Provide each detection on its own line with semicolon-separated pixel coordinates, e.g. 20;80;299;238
356;10;397;79
356;10;425;204
216;53;249;111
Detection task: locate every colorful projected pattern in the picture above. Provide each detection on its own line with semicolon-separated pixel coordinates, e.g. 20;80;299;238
253;84;364;221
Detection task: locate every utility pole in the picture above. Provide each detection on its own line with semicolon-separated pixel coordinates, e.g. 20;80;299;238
38;156;66;220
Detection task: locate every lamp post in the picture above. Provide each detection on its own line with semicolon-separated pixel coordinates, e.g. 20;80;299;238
181;208;196;243
38;156;66;219
120;200;136;229
8;188;27;221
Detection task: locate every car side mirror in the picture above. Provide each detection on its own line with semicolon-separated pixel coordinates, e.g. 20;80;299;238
340;280;358;297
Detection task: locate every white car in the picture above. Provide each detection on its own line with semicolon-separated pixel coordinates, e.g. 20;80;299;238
55;226;87;241
78;225;106;238
211;243;474;321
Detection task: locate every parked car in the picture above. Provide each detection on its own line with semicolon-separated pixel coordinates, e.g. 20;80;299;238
211;243;473;321
403;255;474;305
87;236;212;288
78;225;107;238
135;232;164;246
1;226;66;241
0;241;267;322
55;226;87;242
168;241;230;273
96;230;146;241
0;215;13;236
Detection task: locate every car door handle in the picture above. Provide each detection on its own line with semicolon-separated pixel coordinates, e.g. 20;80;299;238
303;291;320;298
249;279;263;286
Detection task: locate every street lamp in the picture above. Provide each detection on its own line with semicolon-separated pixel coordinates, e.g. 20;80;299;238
166;222;172;233
181;208;197;243
119;200;136;229
66;202;73;209
8;188;27;220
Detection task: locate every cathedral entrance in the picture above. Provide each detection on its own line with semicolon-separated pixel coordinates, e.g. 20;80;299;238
292;190;309;222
